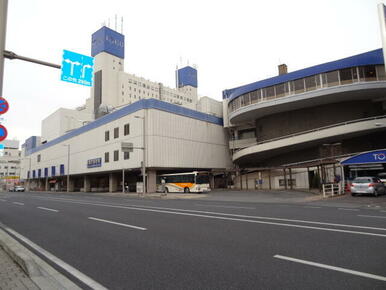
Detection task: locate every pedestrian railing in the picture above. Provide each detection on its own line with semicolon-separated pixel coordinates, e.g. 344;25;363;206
322;183;343;198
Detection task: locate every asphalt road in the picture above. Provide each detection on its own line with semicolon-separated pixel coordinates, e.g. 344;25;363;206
0;191;385;290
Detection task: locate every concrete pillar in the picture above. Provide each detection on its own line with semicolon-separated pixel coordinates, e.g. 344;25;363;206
289;168;293;190
68;178;75;192
84;176;91;192
45;178;48;191
109;173;118;193
210;174;215;189
147;170;157;193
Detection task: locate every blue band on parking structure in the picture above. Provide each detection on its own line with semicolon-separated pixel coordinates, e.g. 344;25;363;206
341;149;386;165
223;48;384;100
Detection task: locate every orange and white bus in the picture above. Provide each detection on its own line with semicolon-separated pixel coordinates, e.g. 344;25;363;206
157;171;211;193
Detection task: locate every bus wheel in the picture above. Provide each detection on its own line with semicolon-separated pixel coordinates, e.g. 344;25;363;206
184;187;190;193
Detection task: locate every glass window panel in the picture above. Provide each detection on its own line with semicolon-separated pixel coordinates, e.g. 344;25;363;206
293;79;304;93
339;68;353;85
305;76;317;91
359;65;376;81
244;94;250;105
376;65;386;80
275;83;285;97
250;90;259;104
326;71;339;87
266;86;275;99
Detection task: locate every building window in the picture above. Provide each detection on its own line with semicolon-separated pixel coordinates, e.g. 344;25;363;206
114;150;119;161
105;130;110;142
60;164;65;175
124;152;130;160
124;123;130;136
114;127;119;139
51;166;56;177
37;154;41;162
105;152;109;163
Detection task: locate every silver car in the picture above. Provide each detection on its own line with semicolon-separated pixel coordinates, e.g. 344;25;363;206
351;177;385;197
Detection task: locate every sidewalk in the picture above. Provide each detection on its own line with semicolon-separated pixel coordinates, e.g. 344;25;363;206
0;246;39;290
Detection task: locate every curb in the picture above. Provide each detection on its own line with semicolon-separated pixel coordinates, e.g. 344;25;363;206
0;224;82;290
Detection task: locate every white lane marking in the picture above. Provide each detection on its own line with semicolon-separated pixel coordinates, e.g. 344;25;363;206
338;208;359;211
37;207;59;213
358;215;386;219
88;217;147;231
0;199;7;202
195;204;255;210
304;206;321;209
31;196;386;233
12;202;24;206
274;254;386;282
1;225;107;289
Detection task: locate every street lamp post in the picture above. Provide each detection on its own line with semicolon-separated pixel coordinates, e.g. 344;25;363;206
134;113;146;194
62;144;70;192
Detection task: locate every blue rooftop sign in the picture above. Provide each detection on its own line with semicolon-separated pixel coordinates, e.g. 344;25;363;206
61;50;94;87
341;149;386;165
91;26;124;59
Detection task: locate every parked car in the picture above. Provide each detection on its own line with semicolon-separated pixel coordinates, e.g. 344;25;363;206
351;177;385;197
14;186;25;192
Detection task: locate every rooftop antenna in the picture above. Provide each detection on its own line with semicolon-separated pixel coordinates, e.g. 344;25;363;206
121;17;123;33
115;14;117;31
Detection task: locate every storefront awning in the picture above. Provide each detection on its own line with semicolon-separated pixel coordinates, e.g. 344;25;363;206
341;149;386;165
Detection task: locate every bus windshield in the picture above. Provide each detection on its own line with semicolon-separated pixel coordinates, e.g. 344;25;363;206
196;174;209;184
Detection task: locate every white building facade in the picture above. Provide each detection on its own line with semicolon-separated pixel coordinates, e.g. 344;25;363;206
0;139;21;190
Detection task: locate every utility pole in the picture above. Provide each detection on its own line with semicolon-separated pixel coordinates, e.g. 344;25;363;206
0;0;8;97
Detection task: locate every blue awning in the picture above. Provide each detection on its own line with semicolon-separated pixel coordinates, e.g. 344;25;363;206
341;149;386;165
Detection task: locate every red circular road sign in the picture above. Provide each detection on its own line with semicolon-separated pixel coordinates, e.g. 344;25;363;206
0;125;7;141
0;97;9;115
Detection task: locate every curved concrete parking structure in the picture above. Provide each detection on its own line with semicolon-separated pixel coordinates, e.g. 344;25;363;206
229;82;386;124
232;116;386;163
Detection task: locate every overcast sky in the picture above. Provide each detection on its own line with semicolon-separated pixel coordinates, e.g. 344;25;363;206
2;0;384;145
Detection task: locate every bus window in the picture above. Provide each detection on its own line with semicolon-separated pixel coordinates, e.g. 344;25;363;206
196;174;209;184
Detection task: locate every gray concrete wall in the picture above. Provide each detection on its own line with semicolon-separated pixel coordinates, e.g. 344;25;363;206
255;101;384;142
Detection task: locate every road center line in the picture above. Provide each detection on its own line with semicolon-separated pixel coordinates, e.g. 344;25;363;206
358;215;386;219
195;204;255;209
338;208;359;211
274;254;386;282
12;202;24;206
31;196;386;233
88;217;147;231
37;207;59;212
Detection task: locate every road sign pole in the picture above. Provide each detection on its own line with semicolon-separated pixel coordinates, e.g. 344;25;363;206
0;0;8;97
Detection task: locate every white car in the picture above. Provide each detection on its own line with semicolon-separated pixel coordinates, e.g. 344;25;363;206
14;186;25;192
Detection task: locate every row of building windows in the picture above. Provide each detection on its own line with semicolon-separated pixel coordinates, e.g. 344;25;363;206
27;165;64;179
105;123;130;142
104;150;130;163
228;65;385;113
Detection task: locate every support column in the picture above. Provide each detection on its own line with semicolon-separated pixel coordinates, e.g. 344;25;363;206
283;168;288;190
245;173;248;190
268;169;272;190
45;178;48;191
68;178;75;192
109;173;118;193
147;170;157;193
289;168;293;190
84;176;91;192
210;174;215;190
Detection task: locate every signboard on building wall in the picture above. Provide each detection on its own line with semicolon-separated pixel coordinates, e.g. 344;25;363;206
91;26;125;58
341;150;386;165
87;158;102;168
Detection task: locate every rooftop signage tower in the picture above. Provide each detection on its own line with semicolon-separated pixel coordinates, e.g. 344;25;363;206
90;26;125;118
